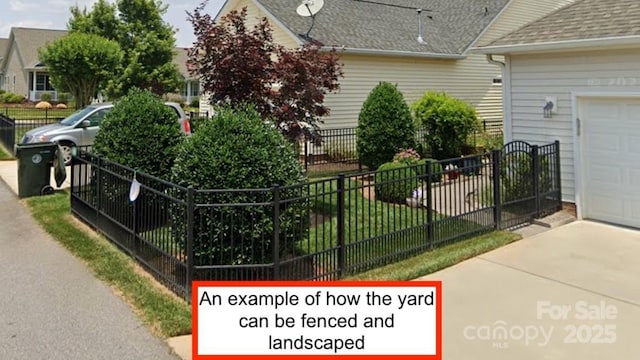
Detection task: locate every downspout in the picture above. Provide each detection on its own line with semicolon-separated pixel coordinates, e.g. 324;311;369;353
486;54;512;143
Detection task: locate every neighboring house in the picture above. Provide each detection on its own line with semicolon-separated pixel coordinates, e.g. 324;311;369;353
174;47;201;105
0;27;199;103
474;0;640;229
0;28;67;101
204;0;578;130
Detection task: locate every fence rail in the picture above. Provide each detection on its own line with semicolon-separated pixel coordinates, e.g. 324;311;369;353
70;140;561;300
0;113;15;152
0;107;75;153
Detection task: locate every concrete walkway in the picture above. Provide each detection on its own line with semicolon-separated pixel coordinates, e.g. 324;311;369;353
420;221;640;359
0;179;179;359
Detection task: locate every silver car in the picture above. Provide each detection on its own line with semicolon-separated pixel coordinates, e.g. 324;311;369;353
20;102;191;164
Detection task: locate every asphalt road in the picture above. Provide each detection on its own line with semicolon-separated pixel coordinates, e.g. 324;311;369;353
0;180;179;360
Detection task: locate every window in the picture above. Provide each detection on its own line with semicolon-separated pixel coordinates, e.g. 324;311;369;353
35;73;55;91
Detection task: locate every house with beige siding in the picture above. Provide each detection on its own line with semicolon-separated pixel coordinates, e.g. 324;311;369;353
474;0;640;228
0;27;199;103
206;0;578;130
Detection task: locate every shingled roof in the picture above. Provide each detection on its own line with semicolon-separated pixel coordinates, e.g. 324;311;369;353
248;0;510;56
11;28;68;68
487;0;640;47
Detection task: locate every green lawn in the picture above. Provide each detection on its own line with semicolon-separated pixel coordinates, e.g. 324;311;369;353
0;145;11;160
2;107;75;121
301;178;488;274
348;230;521;280
25;191;192;338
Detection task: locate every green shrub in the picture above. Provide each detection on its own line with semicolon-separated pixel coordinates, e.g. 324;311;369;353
189;97;200;109
93;88;184;178
413;91;481;160
357;82;416;171
415;158;443;183
2;92;25;104
57;92;69;104
374;162;420;204
170;105;308;266
40;92;52;102
501;151;552;204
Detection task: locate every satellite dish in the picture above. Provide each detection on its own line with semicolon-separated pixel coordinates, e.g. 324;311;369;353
296;0;324;17
296;0;324;39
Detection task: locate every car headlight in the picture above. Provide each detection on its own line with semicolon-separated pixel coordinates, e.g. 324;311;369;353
38;135;47;142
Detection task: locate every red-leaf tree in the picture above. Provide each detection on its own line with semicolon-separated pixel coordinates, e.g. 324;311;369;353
187;3;343;143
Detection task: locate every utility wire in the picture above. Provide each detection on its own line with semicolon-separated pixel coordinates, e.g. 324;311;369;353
351;0;432;12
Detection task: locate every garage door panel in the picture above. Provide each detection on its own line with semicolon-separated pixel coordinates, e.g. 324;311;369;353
582;98;640;228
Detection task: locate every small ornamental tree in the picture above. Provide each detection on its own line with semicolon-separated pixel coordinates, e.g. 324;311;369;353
357;82;416;171
413;92;481;160
187;4;343;143
170;105;308;266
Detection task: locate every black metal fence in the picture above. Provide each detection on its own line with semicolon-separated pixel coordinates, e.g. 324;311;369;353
0;108;74;153
0;113;15;153
70;140;561;299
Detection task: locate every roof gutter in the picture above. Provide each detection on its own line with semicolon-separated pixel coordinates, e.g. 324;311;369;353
323;46;466;60
472;35;640;54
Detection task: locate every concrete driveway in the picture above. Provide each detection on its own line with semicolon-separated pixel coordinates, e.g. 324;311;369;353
420;221;640;359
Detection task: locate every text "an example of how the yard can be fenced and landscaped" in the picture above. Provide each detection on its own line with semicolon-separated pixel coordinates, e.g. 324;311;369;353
193;281;442;359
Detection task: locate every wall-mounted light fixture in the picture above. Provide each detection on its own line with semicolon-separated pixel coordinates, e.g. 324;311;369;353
544;96;557;118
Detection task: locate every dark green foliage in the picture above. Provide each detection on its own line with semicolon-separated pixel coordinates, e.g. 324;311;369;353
93;88;184;178
357;82;416;171
501;152;552;204
415;158;443;183
170;105;308;266
413;91;481;160
189;97;199;109
374;162;420;204
57;93;69;104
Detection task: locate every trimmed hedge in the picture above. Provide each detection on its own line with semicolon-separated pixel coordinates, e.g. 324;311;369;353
170;105;308;266
374;162;420;204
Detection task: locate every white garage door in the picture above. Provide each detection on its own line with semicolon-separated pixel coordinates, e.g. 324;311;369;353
581;98;640;229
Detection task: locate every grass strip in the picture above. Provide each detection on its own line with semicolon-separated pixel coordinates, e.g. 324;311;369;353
25;191;191;338
348;231;521;280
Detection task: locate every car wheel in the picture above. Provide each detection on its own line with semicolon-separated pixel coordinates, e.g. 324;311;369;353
58;142;74;166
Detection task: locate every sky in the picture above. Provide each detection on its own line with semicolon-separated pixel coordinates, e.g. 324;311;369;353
0;0;225;47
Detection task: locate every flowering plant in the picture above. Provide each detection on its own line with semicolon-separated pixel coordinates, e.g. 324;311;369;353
393;148;421;165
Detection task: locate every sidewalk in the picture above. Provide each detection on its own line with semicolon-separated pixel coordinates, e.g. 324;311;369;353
0;177;180;359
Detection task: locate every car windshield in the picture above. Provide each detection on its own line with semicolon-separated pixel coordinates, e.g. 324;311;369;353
59;106;101;126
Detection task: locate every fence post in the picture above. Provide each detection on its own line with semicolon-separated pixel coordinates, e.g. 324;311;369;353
272;185;281;280
304;142;309;171
336;174;345;278
186;186;195;300
425;161;434;249
491;150;502;230
95;156;102;220
554;140;562;211
532;145;540;218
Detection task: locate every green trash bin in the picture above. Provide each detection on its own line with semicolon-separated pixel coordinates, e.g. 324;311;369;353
16;142;57;198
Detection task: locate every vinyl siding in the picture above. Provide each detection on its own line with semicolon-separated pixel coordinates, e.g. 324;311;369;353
477;0;578;46
507;48;640;203
5;43;27;96
322;53;502;129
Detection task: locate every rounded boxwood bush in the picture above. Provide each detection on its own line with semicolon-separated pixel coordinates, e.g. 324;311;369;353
413;91;481;160
374;161;420;204
170;105;308;267
93;87;184;178
357;82;416;171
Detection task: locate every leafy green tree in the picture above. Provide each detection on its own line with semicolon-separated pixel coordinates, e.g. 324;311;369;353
39;33;123;108
69;0;182;98
356;82;416;170
413;92;481;159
